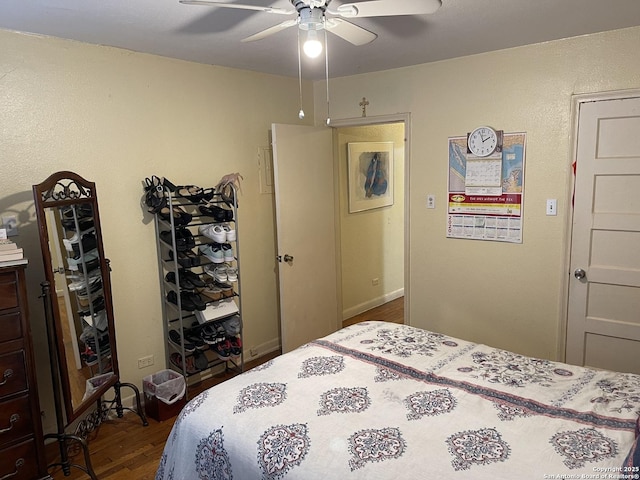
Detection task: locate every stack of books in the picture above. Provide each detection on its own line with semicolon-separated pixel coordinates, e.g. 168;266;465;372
0;239;25;263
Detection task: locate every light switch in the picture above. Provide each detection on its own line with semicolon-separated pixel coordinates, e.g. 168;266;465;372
546;199;557;216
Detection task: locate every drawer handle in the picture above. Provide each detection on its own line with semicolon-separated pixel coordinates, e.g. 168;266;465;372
0;458;24;480
0;414;19;434
0;369;13;386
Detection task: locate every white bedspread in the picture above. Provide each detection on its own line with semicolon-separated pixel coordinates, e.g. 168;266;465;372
156;321;640;479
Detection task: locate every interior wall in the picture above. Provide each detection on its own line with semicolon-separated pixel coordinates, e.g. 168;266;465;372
0;29;312;432
315;26;640;361
336;124;405;319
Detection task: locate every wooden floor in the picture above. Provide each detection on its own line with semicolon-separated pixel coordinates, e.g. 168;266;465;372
47;298;404;479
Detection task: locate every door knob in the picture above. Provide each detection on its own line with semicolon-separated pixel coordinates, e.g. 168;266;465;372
276;254;294;264
574;268;586;280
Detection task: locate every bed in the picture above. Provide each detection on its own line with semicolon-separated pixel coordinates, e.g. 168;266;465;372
156;321;640;479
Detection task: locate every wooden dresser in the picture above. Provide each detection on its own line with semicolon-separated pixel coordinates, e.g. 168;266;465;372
0;263;51;480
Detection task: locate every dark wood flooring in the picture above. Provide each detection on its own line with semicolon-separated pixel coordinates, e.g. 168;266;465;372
47;298;404;479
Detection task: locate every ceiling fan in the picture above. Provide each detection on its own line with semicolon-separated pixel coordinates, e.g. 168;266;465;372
179;0;442;49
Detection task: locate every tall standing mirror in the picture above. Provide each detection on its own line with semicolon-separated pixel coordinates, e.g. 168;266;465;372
33;172;145;428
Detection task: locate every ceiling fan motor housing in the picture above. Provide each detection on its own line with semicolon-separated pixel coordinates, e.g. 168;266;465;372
293;0;326;30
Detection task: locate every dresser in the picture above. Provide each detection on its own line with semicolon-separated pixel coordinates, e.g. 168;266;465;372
0;263;51;480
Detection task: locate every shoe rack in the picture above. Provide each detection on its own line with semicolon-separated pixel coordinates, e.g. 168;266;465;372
153;183;243;394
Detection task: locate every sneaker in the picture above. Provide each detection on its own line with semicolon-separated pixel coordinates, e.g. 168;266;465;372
221;244;234;262
200;324;218;345
213;339;232;361
210;225;228;243
223;223;236;242
199;244;224;264
204;264;228;282
184;329;207;351
169;329;196;353
228;336;242;357
198;224;224;243
226;266;238;282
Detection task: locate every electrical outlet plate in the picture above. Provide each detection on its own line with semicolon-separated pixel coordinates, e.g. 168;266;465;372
546;199;557;216
137;355;154;369
427;194;435;209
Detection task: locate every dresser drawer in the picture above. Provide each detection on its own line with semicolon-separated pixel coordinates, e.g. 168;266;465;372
0;351;28;399
0;395;33;448
0;271;18;311
0;438;39;480
0;312;22;344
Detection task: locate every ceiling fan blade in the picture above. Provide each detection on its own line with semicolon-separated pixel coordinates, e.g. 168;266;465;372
332;0;441;18
242;19;298;42
179;0;294;15
325;18;377;46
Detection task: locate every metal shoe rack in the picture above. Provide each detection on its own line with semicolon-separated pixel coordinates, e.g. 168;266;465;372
154;183;243;395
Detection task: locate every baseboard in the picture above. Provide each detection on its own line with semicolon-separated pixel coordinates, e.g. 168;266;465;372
342;288;404;321
246;337;281;361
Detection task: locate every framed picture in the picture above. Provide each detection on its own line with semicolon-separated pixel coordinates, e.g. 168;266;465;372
348;141;394;213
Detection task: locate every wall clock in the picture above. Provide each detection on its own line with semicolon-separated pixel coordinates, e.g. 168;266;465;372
467;126;503;157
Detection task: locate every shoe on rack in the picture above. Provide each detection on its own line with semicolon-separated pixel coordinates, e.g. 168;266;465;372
170;352;198;375
165;271;194;290
203;264;227;282
181;269;205;288
228;336;242;357
200;324;218;345
199;244;224;264
167;290;206;311
212;339;232;361
199;283;223;302
226;266;238;283
169;249;201;268
221;244;234;262
199;224;228;243
184;329;207;351
193;350;209;370
176;185;205;203
198;203;230;222
215;281;234;298
159;206;192;226
169;329;196;353
222;223;236;242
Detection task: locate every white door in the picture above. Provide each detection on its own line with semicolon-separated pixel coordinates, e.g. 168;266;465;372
566;95;640;374
272;123;339;352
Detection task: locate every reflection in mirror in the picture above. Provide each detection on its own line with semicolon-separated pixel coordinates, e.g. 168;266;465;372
48;202;115;411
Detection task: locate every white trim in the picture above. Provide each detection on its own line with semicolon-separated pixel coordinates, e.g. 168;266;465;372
342;288;405;321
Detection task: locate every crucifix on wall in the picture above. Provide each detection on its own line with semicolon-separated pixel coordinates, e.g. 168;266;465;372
359;97;369;117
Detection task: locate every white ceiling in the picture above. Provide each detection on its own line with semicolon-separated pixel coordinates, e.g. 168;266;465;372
2;0;640;81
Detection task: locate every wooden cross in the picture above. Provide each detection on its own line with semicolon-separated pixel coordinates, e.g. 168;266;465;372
359;97;369;117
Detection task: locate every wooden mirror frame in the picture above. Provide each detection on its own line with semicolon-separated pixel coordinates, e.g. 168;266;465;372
33;171;119;423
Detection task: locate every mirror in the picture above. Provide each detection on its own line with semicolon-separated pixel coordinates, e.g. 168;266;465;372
33;171;119;423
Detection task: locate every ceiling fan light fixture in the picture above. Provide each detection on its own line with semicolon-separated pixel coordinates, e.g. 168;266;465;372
303;30;323;58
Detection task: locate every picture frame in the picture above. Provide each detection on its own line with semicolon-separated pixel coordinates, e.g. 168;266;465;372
347;141;394;213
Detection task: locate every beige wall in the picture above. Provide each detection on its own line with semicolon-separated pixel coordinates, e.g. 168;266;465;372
2;24;640;432
317;26;640;361
0;29;312;432
336;124;405;318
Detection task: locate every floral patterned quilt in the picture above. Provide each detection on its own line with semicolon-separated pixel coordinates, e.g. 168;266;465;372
156;321;640;479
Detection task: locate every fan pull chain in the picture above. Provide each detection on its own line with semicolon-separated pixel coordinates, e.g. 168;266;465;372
297;27;305;119
324;19;330;125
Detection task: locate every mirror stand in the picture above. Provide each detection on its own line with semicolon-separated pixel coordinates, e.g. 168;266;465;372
33;171;148;479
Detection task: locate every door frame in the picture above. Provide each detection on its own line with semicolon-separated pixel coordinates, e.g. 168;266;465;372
562;88;640;360
330;113;411;325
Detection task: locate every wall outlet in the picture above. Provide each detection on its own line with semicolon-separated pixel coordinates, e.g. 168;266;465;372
137;355;154;369
1;215;18;236
427;194;435;209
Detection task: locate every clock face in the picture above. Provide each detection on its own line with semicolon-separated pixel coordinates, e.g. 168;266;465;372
468;126;498;157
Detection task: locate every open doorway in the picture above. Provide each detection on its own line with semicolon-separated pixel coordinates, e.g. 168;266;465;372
333;118;407;327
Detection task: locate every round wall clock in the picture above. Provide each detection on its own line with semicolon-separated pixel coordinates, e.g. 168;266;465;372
467;126;499;157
